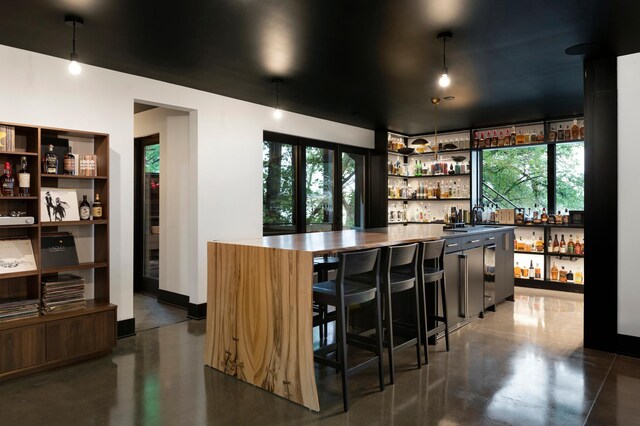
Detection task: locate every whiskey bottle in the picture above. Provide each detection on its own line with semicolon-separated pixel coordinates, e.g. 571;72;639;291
516;130;525;145
524;129;531;144
492;131;498;147
547;235;553;253
563;208;570;225
575;268;584;284
479;132;485;148
553;234;560;253
559;234;566;254
473;131;479;149
529;260;535;280
567;235;575;254
18;156;30;196
503;130;510;146
510;127;516;146
551;262;559;281
541;207;548;223
0;161;14;196
549;125;557;142
536;129;545;142
536;234;545;252
557;125;565;141
564;124;571;141
567;270;574;283
574;238;582;255
571;119;580;140
498;131;505;147
514;262;521;278
533;204;541;224
63;146;76;175
521;263;529;278
43;144;59;174
548;212;556;225
559;266;568;283
79;195;91;220
535;263;541;279
92;193;103;219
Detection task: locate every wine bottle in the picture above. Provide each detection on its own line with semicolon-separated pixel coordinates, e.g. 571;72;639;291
18;156;30;196
92;193;103;219
79;195;91;220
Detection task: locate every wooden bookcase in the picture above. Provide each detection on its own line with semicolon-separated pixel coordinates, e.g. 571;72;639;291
0;121;116;381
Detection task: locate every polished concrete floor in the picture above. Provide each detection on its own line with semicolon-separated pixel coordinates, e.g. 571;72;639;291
133;292;188;333
0;288;638;425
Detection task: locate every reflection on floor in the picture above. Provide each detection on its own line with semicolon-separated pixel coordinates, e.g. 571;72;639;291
0;288;638;425
134;292;188;333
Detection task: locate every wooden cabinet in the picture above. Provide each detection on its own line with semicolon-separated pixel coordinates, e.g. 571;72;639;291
0;121;116;381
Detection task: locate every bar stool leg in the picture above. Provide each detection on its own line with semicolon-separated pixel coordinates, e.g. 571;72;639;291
374;287;385;391
440;277;450;352
383;285;395;384
413;283;422;369
421;282;430;365
337;299;349;411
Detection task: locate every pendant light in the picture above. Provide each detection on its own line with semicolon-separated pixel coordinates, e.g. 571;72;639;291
65;15;84;75
437;32;452;88
272;78;283;119
430;97;441;159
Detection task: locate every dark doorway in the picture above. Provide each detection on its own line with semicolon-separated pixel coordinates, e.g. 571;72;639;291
134;134;160;294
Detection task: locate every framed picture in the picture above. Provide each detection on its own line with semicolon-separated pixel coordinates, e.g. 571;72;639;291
0;238;37;273
40;188;80;222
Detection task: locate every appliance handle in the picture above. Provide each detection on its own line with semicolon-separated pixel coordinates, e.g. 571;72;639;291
459;253;468;318
503;232;510;249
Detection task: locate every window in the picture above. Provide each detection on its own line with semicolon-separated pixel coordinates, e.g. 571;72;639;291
263;132;368;235
555;143;584;212
482;146;548;210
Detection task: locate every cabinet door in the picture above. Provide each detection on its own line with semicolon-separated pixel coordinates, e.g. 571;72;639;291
46;310;116;362
466;247;485;318
495;230;515;302
0;325;46;374
444;252;463;327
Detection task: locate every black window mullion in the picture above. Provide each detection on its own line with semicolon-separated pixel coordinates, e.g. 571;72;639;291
295;143;306;234
547;144;556;213
334;147;342;231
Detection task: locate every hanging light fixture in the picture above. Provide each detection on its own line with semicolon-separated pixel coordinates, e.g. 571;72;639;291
430;97;441;159
437;32;452;88
65;15;84;75
272;78;283;119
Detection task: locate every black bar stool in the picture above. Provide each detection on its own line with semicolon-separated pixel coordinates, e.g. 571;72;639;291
313;255;339;341
312;248;384;412
418;239;450;364
380;243;422;384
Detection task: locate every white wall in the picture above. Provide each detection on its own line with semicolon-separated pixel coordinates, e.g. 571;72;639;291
617;52;640;338
0;44;374;320
134;108;194;299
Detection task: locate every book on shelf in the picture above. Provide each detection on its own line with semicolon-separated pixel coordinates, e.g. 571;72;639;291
0;238;37;274
0;298;40;322
40;232;79;269
0;125;16;152
79;154;97;176
41;274;86;314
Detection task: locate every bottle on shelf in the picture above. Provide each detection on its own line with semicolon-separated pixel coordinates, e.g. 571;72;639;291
528;261;535;280
571;119;580;140
559;266;568;282
551;262;559;281
532;204;540;224
537;129;545;142
502;130;510;147
479;132;485;148
574;238;583;255
43;144;59;174
492;131;498;147
514;262;521;278
575;267;584;284
580;120;585;140
567;270;574;283
516;129;525;145
536;233;545;252
524;129;531;144
18;156;30;197
567;235;575;254
549;125;557;142
541;207;548;223
63;146;76;175
553;234;560;253
547;235;553;253
535;263;541;279
563;208;570;225
564;124;571;141
0;161;15;196
548;211;556;225
92;193;103;219
510;127;516;146
79;195;91;220
557;125;565;141
521;263;529;278
559;234;566;254
473;131;479;149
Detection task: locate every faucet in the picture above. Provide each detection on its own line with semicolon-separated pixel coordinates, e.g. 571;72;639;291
472;205;484;226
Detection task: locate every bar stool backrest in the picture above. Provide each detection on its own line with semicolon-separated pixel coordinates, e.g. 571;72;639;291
337;248;381;286
420;239;446;272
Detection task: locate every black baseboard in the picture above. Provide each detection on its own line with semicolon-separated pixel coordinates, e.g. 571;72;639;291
618;334;640;358
157;289;190;309
188;302;207;320
117;318;136;339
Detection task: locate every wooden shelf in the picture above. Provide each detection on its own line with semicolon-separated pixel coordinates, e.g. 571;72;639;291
0;224;38;229
0;196;38;200
0;270;38;280
41;262;108;274
0;151;38;157
0;300;116;332
515;278;584;294
388;174;471;179
41;174;107;180
472;139;584;151
41;220;108;227
514;251;545;255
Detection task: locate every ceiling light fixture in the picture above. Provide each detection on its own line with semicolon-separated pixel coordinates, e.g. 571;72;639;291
437;32;452;88
65;15;84;75
272;78;283;119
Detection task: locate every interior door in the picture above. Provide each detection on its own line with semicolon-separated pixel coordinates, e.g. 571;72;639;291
134;135;160;294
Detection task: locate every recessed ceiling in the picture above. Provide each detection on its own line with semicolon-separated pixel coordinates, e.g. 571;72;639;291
1;0;639;134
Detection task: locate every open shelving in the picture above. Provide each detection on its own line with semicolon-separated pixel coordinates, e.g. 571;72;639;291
0;120;115;381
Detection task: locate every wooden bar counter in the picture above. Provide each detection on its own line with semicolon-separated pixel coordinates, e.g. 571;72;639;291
204;225;448;411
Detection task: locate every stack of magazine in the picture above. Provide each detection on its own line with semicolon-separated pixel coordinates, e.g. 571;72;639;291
0;299;39;322
41;274;86;314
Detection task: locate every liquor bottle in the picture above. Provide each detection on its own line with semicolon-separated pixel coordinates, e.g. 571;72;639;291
536;234;545;252
529;260;535;280
0;161;14;196
581;238;585;255
436;182;441;199
574;238;582;255
514;262;521;278
559;234;566;254
579;120;585;140
510;127;516;146
18;156;30;196
549;125;557;142
43;144;59;174
567;235;575;254
571;119;580;140
563;209;570;225
63;146;76;175
498;131;505;147
492;131;498;147
535;263;541;279
551;262;559;281
92;193;103;219
503;130;510;146
547;235;553;252
521;263;529;278
533;204;541;224
548;212;556;225
516;130;525;145
575;268;584;284
479;132;485;148
524;129;531;144
473;131;479;148
79;195;91;220
559;266;568;282
537;129;544;142
553;234;560;253
564;124;571;141
567;270;574;283
557;125;565;141
517;236;525;252
530;232;536;252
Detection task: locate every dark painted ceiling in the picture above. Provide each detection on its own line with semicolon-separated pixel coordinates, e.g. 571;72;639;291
1;1;639;134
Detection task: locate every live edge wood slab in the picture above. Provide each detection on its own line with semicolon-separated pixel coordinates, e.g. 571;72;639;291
204;226;444;411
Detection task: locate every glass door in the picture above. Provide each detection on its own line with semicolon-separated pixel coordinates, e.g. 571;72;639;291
135;135;160;293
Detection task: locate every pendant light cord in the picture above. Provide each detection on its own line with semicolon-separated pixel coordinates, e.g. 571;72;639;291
442;36;447;70
72;21;77;55
276;81;279;109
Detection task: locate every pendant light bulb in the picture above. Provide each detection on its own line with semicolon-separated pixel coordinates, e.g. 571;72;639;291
439;72;450;88
273;108;283;119
436;32;453;88
68;53;81;75
65;16;84;76
272;78;283;120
